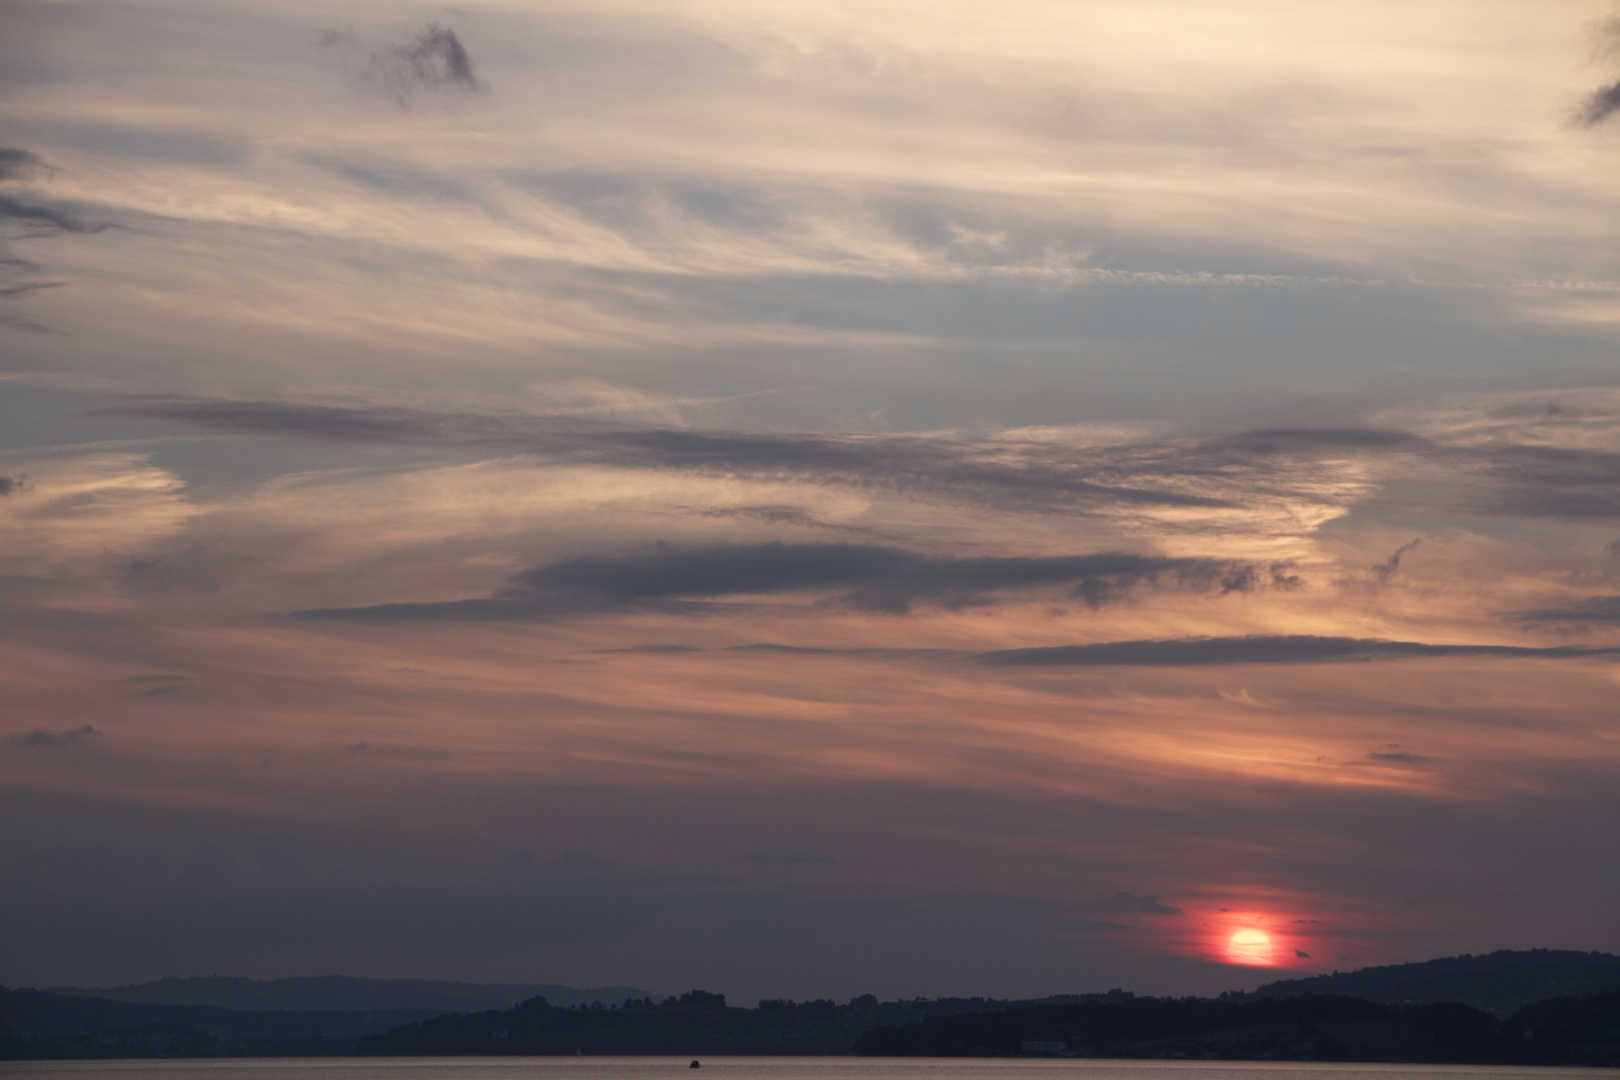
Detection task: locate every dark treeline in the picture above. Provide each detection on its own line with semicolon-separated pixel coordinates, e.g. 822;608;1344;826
1237;949;1620;1017
355;987;1620;1066
5;970;1619;1064
856;990;1620;1066
0;985;1110;1060
356;989;1123;1057
44;975;658;1013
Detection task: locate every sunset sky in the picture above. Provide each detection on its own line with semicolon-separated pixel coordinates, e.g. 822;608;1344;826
2;0;1619;1004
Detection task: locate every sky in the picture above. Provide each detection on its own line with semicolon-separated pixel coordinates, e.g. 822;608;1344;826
1;0;1619;1005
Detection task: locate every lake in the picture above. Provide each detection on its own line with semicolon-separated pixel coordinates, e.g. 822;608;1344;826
3;1059;1614;1080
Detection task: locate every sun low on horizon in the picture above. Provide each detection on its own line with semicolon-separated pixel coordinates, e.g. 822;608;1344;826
1164;907;1315;972
1225;929;1277;967
1;0;1618;1003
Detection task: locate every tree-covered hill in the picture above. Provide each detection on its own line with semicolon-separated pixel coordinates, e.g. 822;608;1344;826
854;989;1620;1066
355;990;1117;1057
1239;950;1620;1017
357;986;1620;1065
9;950;1620;1063
43;975;658;1013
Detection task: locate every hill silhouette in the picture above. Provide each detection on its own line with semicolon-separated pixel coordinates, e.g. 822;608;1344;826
0;985;437;1058
1237;950;1620;1017
44;976;657;1013
356;990;1131;1057
10;949;1620;1062
855;990;1620;1066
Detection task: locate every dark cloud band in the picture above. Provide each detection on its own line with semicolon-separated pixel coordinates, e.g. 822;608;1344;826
297;542;1258;620
1576;81;1620;127
604;635;1620;666
98;396;1620;522
0;147;46;183
978;635;1620;666
97;398;1251;512
1510;595;1620;626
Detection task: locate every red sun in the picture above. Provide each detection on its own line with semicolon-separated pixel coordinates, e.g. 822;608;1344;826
1226;927;1276;966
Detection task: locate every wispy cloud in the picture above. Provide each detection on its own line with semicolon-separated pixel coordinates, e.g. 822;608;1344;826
1510;594;1620;625
0;146;113;333
0;193;109;236
95;398;1276;515
0;148;47;183
1575;81;1620;127
10;724;101;749
1367;750;1437;764
1076;892;1182;915
585;635;1620;667
296;542;1258;621
365;24;480;107
0;146;112;236
979;636;1620;666
99;395;1620;533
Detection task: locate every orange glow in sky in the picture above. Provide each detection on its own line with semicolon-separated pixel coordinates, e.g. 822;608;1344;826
1226;928;1276;966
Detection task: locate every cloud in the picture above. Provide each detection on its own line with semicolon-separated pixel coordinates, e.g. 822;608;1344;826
0;475;24;496
314;28;359;49
295;541;1258;620
112;396;1620;531
979;635;1620;666
0;194;111;235
1;147;112;334
1372;538;1422;584
0;281;65;299
1576;81;1620;127
1510;594;1620;625
697;503;892;539
367;24;479;106
1366;751;1437;764
10;725;101;749
1483;446;1620;519
0;148;46;183
1295;948;1311;958
1075;892;1182;915
0;304;65;335
123;674;193;698
703;504;823;526
672;635;1620;668
95;398;1390;518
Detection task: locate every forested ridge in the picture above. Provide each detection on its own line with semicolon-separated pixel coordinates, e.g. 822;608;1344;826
6;950;1619;1063
355;988;1620;1065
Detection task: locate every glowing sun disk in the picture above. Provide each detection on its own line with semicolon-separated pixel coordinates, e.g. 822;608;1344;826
1227;927;1274;965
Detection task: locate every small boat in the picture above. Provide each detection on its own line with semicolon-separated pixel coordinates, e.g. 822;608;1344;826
689;1061;701;1069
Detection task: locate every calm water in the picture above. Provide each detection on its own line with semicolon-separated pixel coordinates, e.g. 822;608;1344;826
1;1060;1612;1080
